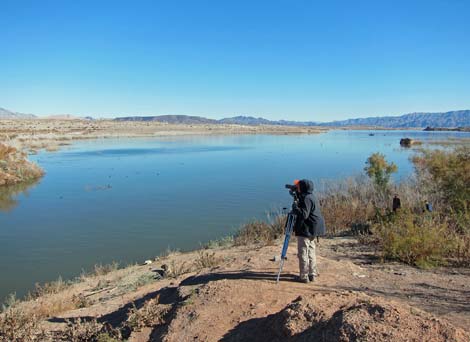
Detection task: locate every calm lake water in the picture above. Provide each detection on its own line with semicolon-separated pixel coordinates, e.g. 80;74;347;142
0;130;468;300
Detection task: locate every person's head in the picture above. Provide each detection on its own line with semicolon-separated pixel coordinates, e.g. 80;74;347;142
394;194;399;198
293;179;301;193
296;179;314;194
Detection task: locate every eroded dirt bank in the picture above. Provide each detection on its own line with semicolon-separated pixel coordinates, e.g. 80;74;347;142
31;236;470;342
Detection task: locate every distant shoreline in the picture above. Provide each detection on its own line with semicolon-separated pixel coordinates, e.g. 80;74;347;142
0;118;326;151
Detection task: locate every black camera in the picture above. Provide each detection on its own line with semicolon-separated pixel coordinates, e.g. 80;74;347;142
285;184;299;202
285;184;297;192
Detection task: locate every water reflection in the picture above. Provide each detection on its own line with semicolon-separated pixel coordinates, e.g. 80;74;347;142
0;180;40;212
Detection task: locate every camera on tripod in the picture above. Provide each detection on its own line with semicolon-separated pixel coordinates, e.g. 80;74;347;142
285;183;300;202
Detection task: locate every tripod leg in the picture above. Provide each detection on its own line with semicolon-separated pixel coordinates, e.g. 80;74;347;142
276;258;284;283
276;213;296;283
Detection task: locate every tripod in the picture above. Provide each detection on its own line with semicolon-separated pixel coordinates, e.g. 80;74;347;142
276;210;297;283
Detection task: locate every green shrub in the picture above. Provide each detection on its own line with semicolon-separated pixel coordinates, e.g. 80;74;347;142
374;210;452;268
413;147;470;231
364;152;397;194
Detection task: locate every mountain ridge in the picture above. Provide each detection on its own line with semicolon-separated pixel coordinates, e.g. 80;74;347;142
1;106;469;128
114;110;470;128
0;107;37;119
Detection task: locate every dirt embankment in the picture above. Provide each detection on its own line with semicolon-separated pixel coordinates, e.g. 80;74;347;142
6;237;466;342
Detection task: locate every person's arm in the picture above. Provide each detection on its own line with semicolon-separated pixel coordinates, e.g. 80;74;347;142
294;197;313;219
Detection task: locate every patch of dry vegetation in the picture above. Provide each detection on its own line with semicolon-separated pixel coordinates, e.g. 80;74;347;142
0;306;48;342
58;318;122;342
194;250;222;269
0;143;43;186
234;220;284;246
126;295;170;331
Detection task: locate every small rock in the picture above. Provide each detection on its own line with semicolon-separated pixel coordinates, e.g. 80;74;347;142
143;260;152;265
353;272;366;278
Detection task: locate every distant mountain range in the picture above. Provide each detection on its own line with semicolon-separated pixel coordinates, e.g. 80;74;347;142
0;107;36;119
319;110;470;128
1;106;469;128
115;110;470;128
0;107;92;120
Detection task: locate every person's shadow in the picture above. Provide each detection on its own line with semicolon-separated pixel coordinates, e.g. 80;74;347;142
180;270;298;286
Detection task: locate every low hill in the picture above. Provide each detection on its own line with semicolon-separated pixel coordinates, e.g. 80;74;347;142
219;115;319;126
40;114;94;120
114;115;218;124
0;107;36;119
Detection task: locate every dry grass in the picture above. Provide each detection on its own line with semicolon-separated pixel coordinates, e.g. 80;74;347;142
194;250;222;270
165;260;192;279
126;295;170;331
425;137;470;147
0;307;48;342
317;176;425;235
92;262;120;277
234;220;283;246
29;276;69;299
58;318;122;342
0;143;43;186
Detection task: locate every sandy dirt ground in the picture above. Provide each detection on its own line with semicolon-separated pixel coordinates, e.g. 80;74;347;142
39;236;470;341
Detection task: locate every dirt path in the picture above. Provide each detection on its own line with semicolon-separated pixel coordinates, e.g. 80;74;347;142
43;237;470;341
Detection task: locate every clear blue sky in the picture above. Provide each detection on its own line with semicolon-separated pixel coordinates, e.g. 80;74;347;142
1;0;469;121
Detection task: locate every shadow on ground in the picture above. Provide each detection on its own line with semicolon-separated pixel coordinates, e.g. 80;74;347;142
180;270;298;286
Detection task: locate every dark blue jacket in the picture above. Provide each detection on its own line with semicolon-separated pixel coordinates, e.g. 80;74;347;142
293;179;326;238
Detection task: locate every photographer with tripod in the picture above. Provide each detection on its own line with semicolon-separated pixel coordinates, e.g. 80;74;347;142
290;179;325;283
276;179;326;283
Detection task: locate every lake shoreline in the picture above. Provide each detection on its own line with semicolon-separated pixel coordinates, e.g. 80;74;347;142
0;119;328;155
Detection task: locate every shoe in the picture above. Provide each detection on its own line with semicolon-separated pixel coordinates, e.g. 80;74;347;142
308;275;315;282
299;276;309;283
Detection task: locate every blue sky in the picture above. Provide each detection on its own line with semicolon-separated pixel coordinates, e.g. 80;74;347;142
1;0;469;121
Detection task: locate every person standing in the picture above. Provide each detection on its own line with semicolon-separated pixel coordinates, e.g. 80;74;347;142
392;194;401;212
292;179;326;283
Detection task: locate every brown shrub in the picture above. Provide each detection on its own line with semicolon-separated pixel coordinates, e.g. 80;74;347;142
29;276;68;299
0;307;48;342
126;296;170;331
194;250;222;270
165;260;192;279
58;318;122;342
0;143;43;186
234;220;281;246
